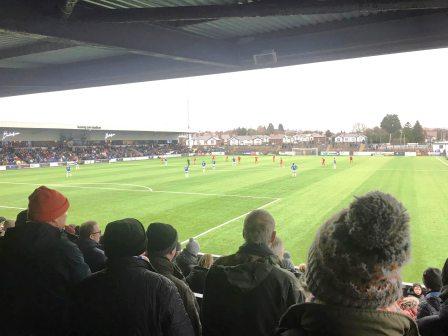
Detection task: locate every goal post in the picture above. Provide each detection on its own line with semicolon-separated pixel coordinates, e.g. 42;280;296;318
292;148;318;156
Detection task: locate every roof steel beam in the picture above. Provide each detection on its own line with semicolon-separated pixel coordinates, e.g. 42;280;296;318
0;40;78;61
0;14;240;68
75;0;448;23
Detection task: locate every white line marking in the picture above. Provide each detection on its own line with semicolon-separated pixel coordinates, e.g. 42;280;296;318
0;205;26;210
181;198;282;245
151;190;275;200
437;157;448;167
0;182;274;200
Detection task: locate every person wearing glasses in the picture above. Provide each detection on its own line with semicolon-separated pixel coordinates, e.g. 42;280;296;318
77;220;106;272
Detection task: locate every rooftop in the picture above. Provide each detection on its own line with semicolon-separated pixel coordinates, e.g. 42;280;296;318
2;1;448;97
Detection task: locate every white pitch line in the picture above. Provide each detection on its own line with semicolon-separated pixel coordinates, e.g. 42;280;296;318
437;157;448;167
0;205;26;210
0;181;275;200
181;198;282;245
151;190;275;200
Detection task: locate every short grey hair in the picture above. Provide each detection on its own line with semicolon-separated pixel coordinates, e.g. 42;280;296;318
243;209;275;244
270;236;284;260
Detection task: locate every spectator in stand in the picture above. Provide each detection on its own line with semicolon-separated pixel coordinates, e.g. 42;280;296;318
408;283;424;299
15;209;28;228
146;223;202;336
186;253;214;294
276;191;419;336
77;220;107;272
202;209;304;336
418;268;443;319
418;258;448;336
397;296;420;320
0;186;90;335
70;218;194;336
176;238;200;277
282;252;297;272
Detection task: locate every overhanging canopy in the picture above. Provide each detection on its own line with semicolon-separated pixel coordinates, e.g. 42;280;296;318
1;0;448;97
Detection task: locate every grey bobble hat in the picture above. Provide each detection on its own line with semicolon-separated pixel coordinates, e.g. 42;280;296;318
186;238;200;256
306;191;411;309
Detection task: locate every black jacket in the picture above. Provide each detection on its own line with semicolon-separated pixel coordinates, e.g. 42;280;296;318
201;243;305;336
418;291;442;319
69;257;194;336
175;250;199;277
0;221;91;335
149;254;202;336
77;238;107;272
418;287;448;336
186;266;209;294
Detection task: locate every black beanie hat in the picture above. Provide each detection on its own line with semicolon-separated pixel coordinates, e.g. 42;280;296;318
423;267;442;291
146;222;178;255
103;218;147;258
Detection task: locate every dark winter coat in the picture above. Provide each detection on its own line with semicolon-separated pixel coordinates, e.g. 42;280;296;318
418;291;442;319
69;256;194;336
186;265;209;294
0;221;91;335
418;286;448;336
277;302;420;336
77;238;107;272
175;250;199;277
201;242;305;336
149;254;202;336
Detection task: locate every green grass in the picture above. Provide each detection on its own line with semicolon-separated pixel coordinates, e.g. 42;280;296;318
1;155;447;283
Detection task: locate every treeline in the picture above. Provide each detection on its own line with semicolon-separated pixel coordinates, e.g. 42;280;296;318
365;114;425;144
231;123;285;136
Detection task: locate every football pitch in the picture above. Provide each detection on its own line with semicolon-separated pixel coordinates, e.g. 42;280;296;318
1;155;448;283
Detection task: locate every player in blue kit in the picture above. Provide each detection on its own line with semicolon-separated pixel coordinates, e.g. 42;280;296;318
184;164;189;178
212;159;216;169
66;164;72;178
232;156;236;166
201;160;206;173
291;162;298;177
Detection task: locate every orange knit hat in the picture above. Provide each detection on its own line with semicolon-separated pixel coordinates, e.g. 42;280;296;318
28;186;70;223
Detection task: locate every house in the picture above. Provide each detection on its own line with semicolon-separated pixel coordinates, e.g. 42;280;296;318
186;135;221;147
252;136;264;146
334;133;367;143
228;136;240;146
293;133;313;143
269;134;285;145
221;134;231;145
238;136;253;146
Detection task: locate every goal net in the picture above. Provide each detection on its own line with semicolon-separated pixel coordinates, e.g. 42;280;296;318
292;148;318;156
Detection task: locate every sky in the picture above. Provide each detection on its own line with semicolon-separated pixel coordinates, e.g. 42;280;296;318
0;47;447;133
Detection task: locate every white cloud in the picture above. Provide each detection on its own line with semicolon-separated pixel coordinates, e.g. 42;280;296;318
0;47;447;132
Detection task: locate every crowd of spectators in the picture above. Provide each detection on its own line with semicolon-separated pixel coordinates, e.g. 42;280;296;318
0;187;447;335
0;143;189;165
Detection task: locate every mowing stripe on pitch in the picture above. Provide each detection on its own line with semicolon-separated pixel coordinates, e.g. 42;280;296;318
181;198;282;245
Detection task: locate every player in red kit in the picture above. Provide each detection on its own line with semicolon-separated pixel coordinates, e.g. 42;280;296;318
238;156;241;164
350;156;353;164
272;155;276;162
321;157;326;166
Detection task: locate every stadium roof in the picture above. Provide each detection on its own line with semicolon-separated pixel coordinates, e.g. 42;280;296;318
0;121;188;133
2;1;448;98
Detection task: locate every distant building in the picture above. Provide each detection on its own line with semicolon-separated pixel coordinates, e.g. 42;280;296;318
432;141;448;154
186;135;221;147
334;133;367;143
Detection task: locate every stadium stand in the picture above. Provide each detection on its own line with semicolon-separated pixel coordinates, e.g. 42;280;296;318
1;186;448;335
3;1;448;335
